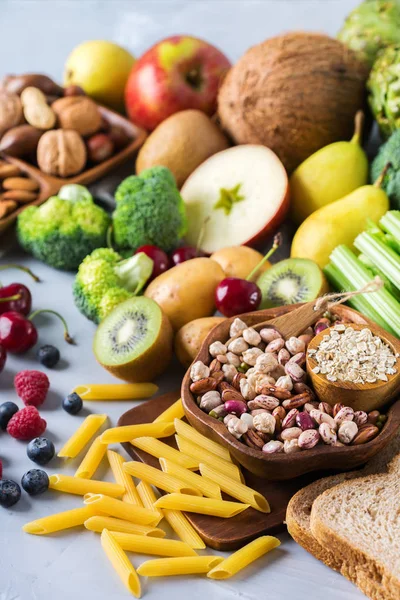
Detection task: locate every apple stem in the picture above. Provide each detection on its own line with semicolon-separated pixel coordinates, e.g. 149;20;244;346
351;110;364;145
246;233;282;282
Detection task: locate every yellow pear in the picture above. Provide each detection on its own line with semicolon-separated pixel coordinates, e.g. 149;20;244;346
290;112;368;223
64;40;135;112
291;181;389;269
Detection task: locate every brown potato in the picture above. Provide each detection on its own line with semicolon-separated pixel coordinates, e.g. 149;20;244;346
174;316;226;368
211;246;270;281
144;258;225;331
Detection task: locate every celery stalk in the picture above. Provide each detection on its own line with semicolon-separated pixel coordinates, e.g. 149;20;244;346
380;211;400;254
323;263;396;335
328;246;400;337
354;232;400;290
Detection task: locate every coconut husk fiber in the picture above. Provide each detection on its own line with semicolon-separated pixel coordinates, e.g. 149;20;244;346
218;32;369;172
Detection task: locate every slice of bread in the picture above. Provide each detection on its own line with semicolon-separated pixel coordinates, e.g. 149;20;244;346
286;432;400;599
310;453;400;600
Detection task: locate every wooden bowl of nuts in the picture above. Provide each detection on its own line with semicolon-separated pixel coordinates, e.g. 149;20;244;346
181;304;400;480
306;323;400;412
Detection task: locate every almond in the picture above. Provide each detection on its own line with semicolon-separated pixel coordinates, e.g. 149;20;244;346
0;199;18;219
3;177;39;192
0;164;22;179
2;190;38;203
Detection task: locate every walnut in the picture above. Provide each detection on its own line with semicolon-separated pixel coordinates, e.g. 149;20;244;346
0;93;23;136
52;96;101;136
37;129;86;177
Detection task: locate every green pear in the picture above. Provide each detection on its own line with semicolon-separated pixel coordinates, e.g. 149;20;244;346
290;111;368;223
291;177;390;269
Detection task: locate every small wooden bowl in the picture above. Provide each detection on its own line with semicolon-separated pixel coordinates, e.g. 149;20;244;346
181;304;400;480
306;323;400;412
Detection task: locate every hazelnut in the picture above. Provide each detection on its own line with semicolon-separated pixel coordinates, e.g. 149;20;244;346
0;93;23;135
52;96;102;136
63;85;86;97
87;133;114;163
109;124;131;150
37;129;86;177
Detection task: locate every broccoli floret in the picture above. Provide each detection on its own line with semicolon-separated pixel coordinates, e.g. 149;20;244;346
73;247;153;323
371;130;400;210
17;186;111;271
112;166;187;253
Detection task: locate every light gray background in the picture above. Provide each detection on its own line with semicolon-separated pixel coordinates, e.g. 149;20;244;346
0;1;365;599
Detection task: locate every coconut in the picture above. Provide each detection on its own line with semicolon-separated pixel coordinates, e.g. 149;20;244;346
217;32;369;172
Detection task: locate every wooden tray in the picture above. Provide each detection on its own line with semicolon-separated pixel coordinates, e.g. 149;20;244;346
118;390;329;551
0;105;147;234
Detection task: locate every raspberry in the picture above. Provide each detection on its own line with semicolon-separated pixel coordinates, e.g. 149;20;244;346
14;370;50;407
7;406;47;440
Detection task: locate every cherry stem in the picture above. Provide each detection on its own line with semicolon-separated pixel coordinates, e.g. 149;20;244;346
246;232;283;282
0;264;40;282
0;294;21;302
29;309;75;345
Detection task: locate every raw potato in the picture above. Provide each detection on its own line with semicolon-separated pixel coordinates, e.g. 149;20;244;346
175;316;225;368
218;32;369;172
211;246;270;280
144;257;225;331
136;110;230;188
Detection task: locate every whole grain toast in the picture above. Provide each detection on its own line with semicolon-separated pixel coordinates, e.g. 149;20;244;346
286;431;400;599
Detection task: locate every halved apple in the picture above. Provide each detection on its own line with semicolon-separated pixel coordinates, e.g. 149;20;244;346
181;145;289;253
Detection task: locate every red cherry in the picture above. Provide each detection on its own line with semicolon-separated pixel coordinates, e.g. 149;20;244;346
135;245;169;280
0;312;38;353
0;344;6;372
170;246;206;266
215;277;262;317
0;283;32;316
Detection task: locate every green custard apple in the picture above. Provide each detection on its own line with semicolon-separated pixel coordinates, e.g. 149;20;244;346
338;0;400;67
368;44;400;137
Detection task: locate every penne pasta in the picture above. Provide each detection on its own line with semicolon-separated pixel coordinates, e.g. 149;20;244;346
84;494;161;526
159;458;221;499
153;399;184;423
130;437;198;470
175;436;244;482
137;556;224;577
207;535;281;579
49;474;124;498
74;436;107;479
110;532;197;557
199;463;270;513
101;422;175;445
122;461;201;496
101;529;141;598
84;516;165;537
107;450;142;506
23;506;94;536
174;418;232;462
58;414;108;458
154;494;250;518
72;383;157;401
162;509;205;550
136;481;163;521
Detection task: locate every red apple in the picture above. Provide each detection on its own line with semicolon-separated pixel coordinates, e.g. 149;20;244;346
125;35;231;130
181;145;289;253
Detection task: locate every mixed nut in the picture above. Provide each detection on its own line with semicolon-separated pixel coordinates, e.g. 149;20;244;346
0;160;40;219
189;317;387;454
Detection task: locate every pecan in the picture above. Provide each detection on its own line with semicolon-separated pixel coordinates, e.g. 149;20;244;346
282;392;311;410
190;377;218;395
260;385;292;400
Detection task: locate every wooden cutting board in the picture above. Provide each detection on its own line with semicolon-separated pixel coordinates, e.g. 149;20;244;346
118;391;325;551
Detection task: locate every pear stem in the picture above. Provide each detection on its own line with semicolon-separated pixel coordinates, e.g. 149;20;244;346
351;110;364;144
374;162;391;188
246;233;282;282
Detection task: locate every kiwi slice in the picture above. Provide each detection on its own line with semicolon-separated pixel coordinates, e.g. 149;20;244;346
257;258;328;309
93;296;173;383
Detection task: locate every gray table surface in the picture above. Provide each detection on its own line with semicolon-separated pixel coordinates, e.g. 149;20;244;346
0;1;367;599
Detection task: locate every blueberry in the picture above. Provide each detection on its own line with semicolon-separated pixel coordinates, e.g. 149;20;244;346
0;479;21;507
21;469;49;496
37;345;60;368
27;437;55;466
63;392;83;415
0;402;19;430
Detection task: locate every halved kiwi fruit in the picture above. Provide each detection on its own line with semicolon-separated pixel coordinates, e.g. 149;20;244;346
93;296;173;383
257;258;328;309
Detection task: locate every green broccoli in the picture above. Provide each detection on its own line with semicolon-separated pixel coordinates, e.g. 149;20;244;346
17;185;110;271
371;130;400;210
73;247;153;323
112;166;187;254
